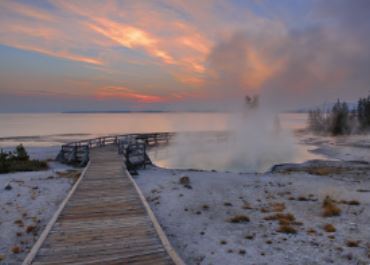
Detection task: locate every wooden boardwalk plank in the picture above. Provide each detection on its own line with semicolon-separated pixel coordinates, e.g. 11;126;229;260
26;146;177;265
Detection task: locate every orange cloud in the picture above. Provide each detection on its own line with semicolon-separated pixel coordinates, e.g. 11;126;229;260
175;74;204;87
96;86;164;103
88;18;175;65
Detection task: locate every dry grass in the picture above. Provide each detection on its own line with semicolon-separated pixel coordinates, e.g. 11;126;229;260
264;213;295;225
280;166;347;176
307;166;344;176
322;196;341;217
228;215;250;223
340;200;360;206
277;224;297;234
307;228;317;235
260;202;286;213
297;196;309;201
11;245;21;254
202;204;209;210
14;219;24;227
346;240;360;247
323;224;336;233
242;202;253;209
26;225;36;233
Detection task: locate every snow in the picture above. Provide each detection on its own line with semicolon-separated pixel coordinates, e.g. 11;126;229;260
134;162;370;265
0;162;78;264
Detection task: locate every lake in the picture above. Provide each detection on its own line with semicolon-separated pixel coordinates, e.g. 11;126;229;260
0;112;325;172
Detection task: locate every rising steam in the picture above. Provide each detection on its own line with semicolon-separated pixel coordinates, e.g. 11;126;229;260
151;97;298;172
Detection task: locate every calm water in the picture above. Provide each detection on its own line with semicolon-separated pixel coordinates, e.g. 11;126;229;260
0;112;305;145
0;112;325;171
0;112;229;146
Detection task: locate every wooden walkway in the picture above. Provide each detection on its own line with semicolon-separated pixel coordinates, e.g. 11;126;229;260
25;146;178;265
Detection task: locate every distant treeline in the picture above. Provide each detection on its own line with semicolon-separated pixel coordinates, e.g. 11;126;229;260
308;96;370;135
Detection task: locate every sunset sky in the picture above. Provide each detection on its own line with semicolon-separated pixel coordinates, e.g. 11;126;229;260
0;0;369;112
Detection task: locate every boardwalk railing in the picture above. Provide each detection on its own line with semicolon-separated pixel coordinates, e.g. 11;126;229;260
56;132;175;167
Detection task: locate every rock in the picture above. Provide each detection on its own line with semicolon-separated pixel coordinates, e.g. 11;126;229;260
4;183;12;191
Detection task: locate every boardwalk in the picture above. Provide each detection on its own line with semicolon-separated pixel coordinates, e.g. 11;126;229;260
26;146;178;265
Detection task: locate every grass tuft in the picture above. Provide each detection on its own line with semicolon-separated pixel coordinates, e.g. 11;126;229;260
346;240;360;247
228;215;250;223
11;245;21;254
323;223;336;233
264;213;295;225
277;224;297;234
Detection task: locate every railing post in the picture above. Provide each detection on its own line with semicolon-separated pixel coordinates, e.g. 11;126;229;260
81;145;89;166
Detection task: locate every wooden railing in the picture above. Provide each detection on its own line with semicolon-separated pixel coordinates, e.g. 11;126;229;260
56;132;175;167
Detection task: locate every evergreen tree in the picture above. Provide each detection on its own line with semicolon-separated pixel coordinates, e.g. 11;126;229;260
15;144;29;161
330;100;349;135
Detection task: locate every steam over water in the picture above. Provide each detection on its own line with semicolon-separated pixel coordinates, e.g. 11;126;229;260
148;111;325;173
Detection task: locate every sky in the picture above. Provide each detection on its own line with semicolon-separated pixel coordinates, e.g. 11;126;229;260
0;0;369;112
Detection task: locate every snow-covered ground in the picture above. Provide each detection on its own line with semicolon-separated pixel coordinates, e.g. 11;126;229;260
0;162;79;264
135;134;370;265
135;165;370;265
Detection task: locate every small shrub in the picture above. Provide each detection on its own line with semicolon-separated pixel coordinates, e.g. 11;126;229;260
179;176;192;189
307;228;317;235
26;225;36;233
0;145;48;174
224;202;233;207
14;220;24;227
239;249;246;255
297;196;309;201
179;176;190;185
277;224;297;234
346;240;360;248
228;215;250;223
220;240;227;245
11;245;21;254
323;224;336;233
322;196;341;217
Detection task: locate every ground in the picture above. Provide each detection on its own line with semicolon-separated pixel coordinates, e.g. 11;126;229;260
135;143;370;265
0;162;78;265
1;133;370;265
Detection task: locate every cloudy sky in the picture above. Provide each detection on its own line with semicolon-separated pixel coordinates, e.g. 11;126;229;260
0;0;369;112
